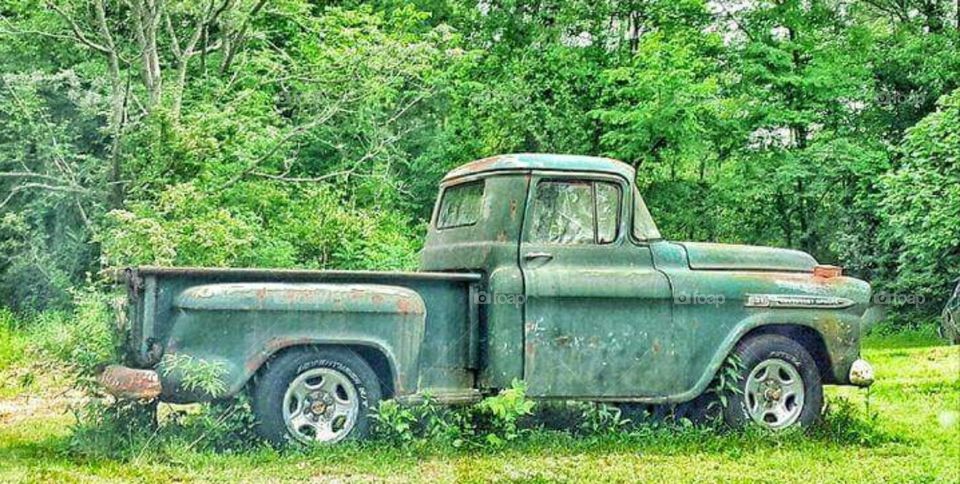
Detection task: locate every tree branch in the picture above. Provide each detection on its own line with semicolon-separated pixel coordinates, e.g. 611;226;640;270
0;171;71;183
0;182;92;210
250;170;356;183
44;1;111;54
220;0;267;73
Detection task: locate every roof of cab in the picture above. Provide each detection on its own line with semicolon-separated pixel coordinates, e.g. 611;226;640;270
442;153;635;182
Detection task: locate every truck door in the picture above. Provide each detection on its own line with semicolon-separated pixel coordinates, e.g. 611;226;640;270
519;173;675;398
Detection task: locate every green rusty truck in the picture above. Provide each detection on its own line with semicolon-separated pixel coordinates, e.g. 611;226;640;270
100;153;879;445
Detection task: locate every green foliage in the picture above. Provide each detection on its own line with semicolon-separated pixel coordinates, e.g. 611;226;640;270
68;400;159;461
372;396;474;446
879;89;960;319
68;397;261;461
158;354;228;398
29;287;120;382
100;181;421;270
0;308;26;370
0;73;103;311
1;0;958;327
576;402;632;435
708;353;745;412
160;396;260;452
370;399;419;444
809;397;893;447
372;380;536;447
474;379;537;446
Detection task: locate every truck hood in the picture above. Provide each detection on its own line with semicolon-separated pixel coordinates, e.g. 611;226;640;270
679;242;817;272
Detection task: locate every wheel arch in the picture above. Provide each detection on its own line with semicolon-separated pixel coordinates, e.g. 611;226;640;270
735;324;834;384
251;342;398;399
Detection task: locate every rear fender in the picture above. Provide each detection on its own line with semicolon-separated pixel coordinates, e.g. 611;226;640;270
156;283;425;403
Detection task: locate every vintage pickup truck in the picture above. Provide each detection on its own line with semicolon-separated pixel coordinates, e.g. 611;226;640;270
100;153;878;445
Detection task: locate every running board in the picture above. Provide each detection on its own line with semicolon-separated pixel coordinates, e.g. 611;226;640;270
395;389;483;405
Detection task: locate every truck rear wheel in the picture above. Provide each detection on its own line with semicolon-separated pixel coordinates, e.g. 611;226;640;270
251;347;381;445
722;334;823;430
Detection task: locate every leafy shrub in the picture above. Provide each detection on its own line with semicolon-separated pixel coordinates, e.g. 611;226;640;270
372;380;535;447
879;88;960;322
371;399;420;444
706;353;744;414
576;402;632;434
373;396;476;447
100;181;421;271
69;397;261;461
68;399;158;460
160;396;260;453
29;287;120;382
158;354;228;398
474;379;537;446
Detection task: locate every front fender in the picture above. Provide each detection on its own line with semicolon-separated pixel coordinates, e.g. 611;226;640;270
662;269;872;402
668;309;864;404
157;283;426;402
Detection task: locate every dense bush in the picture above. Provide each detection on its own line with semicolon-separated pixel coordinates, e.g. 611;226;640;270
100;182;421;270
2;0;958;322
879;89;960;321
29;287;121;382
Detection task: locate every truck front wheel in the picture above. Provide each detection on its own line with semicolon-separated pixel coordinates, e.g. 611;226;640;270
722;334;823;430
251;347;382;445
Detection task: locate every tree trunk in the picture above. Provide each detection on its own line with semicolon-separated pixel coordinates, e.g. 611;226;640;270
94;0;126;207
132;0;163;110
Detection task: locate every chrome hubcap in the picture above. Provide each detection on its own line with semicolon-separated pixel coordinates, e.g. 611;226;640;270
283;368;359;444
745;358;805;429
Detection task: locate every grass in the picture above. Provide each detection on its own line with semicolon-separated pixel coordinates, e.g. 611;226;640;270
0;328;957;483
0;309;26;371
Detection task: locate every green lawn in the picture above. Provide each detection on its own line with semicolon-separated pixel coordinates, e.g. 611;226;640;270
1;331;957;483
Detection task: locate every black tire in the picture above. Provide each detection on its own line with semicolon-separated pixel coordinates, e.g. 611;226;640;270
251;347;382;446
722;334;823;430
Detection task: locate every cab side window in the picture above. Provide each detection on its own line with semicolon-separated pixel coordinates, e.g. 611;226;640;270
529;180;621;244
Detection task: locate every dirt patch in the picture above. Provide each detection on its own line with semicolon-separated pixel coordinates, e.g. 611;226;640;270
0;365;85;425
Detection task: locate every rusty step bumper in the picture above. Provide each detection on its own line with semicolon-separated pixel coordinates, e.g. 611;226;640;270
98;365;162;400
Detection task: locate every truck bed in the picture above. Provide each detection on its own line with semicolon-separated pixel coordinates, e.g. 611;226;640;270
124;266;482;401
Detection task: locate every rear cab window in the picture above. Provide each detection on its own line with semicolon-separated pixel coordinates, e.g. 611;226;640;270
436;181;485;229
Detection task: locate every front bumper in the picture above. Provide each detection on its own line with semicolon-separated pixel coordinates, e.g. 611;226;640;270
848;359;875;387
98;365;162;399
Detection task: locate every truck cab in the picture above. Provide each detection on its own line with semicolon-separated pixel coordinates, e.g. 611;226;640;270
101;153;878;445
421;154;874;402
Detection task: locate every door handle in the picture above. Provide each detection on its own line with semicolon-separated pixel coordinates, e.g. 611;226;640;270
524;251;553;261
